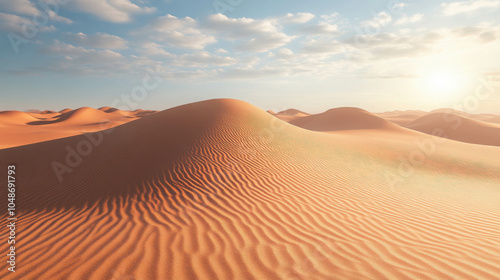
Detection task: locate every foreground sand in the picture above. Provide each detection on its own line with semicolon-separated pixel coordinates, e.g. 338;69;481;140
1;99;499;279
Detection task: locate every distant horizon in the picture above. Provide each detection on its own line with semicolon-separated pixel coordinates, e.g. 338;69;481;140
5;98;500;116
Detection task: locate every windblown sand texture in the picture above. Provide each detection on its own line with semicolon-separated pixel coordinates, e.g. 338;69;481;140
1;99;499;280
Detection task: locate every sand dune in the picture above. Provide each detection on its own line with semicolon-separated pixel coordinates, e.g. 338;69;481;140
274;108;310;122
0;111;39;125
0;107;155;148
1;99;499;280
59;108;73;114
407;112;500;146
290;107;402;132
375;111;427;126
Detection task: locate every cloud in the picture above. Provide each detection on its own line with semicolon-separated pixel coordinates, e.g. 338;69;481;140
0;12;57;33
441;0;500;16
42;40;123;63
361;11;392;29
0;0;72;28
452;25;500;43
205;13;294;52
269;48;294;59
0;12;28;32
139;42;174;58
175;52;237;67
64;32;127;49
395;13;423;25
35;40;130;75
0;0;39;16
298;22;341;35
71;0;155;23
138;14;216;49
301;39;347;54
46;10;73;24
235;32;293;52
279;13;315;24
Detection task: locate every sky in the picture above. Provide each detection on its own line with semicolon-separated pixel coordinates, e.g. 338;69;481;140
0;0;499;113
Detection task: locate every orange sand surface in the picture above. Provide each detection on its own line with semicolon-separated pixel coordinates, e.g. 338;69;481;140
0;108;156;148
1;99;499;279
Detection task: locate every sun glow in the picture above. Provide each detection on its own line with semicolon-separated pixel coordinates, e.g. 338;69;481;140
425;70;461;97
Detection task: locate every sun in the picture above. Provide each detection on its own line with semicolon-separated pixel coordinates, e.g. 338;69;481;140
425;70;460;95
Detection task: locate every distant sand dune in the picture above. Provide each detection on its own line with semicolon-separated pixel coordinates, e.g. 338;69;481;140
1;99;499;280
0;107;156;148
290;107;402;132
407;112;500;146
274;108;310;122
0;111;39;125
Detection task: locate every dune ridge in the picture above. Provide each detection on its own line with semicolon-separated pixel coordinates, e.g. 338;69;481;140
290;107;403;132
407;112;500;146
1;99;499;279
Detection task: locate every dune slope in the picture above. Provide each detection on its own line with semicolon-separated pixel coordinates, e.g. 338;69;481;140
407;112;500;146
290;107;402;132
0;99;499;280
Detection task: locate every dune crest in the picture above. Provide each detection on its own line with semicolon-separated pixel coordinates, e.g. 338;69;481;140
290;107;402;132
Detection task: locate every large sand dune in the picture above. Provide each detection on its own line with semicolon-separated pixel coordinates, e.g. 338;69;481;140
1;99;499;279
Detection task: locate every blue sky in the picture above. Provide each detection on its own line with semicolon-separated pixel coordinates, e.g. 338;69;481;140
0;0;499;113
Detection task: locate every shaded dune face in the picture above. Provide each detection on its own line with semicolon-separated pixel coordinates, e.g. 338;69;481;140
0;99;499;280
407;112;500;146
290;107;401;132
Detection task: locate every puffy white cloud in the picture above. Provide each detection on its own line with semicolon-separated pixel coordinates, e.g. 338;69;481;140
0;0;39;16
0;12;28;32
139;42;174;58
71;0;155;23
441;0;500;16
0;12;57;33
298;22;341;35
205;13;294;52
0;0;72;29
279;13;315;24
140;14;216;49
64;32;127;49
